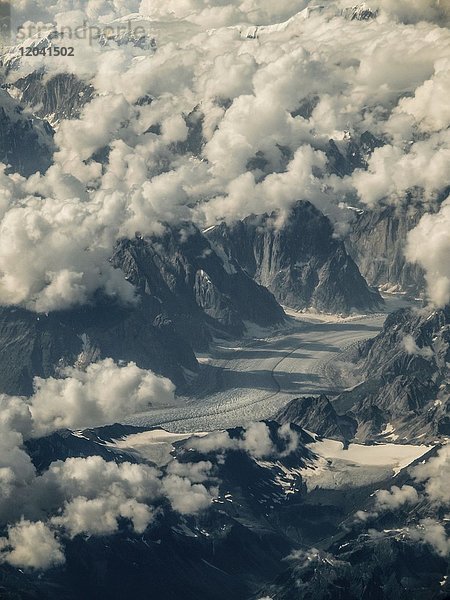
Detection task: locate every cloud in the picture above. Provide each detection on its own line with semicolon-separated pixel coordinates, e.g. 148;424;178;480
412;443;450;504
0;403;35;521
352;134;450;207
52;495;154;536
395;59;450;133
0;446;218;568
137;0;310;26
162;475;217;514
0;520;65;570
0;187;137;312
187;430;237;454
28;358;176;436
375;485;419;511
199;145;327;224
406;197;450;306
44;453;216;526
11;0;141;27
410;518;450;557
370;0;450;25
187;421;299;459
402;335;434;357
55;94;135;164
356;484;420;522
0;395;33;438
45;456;216;530
241;421;276;458
2;2;450;312
198;51;257;100
166;460;214;483
0;378;227;565
40;455;162;505
0;454;160;564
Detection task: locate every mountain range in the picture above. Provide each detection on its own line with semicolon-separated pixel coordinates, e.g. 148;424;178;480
0;4;448;600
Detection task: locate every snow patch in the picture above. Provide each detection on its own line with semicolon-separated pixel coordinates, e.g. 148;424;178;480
300;438;431;490
107;429;208;466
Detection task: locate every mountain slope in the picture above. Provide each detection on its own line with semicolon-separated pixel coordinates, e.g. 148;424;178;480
206;201;383;314
345;202;430;295
0;297;198;396
0;225;284;396
0;87;54;176
112;225;285;345
275;395;358;441
13;71;94;125
334;305;450;442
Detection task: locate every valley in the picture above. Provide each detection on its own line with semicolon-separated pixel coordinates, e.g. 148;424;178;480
129;296;415;432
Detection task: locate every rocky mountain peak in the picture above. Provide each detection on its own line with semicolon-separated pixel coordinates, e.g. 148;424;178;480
207;200;383;314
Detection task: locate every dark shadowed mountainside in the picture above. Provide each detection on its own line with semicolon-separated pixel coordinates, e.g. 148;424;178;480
206;200;383;314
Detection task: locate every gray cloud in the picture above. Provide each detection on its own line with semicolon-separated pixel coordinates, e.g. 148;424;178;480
412;443;450;504
402;335;434;357
369;0;450;25
0;448;218;569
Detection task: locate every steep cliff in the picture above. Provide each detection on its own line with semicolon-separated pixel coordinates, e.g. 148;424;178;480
0;87;54;176
345;202;429;295
112;224;285;345
334;305;450;441
207;201;383;314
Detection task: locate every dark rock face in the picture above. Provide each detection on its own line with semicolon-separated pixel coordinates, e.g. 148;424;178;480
254;534;447;600
342;4;379;21
345;202;429;295
25;426;145;472
13;71;94;123
112;225;285;346
321;133;431;300
334;305;450;442
275;395;357;441
3;421;449;600
290;95;320;119
206;201;383;314
325;131;383;177
0;298;198;396
171;106;205;157
0;224;284;396
0;87;54;176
